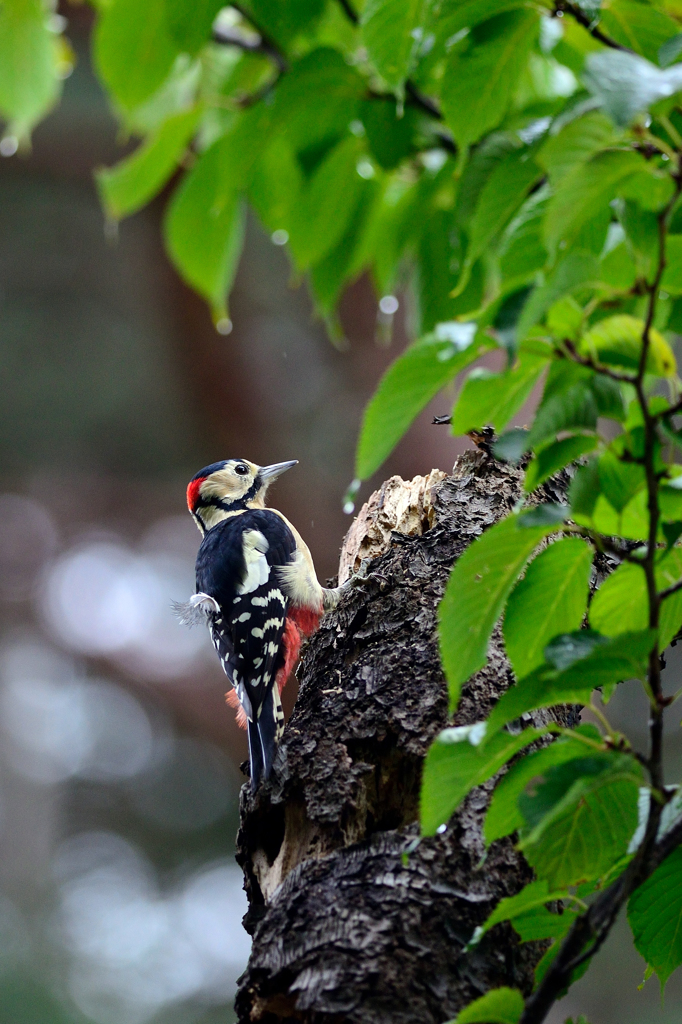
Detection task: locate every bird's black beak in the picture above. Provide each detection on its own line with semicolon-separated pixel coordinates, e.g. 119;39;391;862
259;460;298;480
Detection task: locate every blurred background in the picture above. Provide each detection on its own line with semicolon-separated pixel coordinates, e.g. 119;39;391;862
2;6;682;1024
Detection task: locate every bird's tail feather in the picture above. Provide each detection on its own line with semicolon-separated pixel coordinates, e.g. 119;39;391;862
257;688;279;784
247;718;264;793
247;689;284;792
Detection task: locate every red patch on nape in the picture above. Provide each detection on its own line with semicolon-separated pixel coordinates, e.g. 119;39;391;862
288;604;322;638
186;477;204;513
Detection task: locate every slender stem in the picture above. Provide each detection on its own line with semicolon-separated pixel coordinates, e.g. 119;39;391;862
554;1;631;51
587;700;615;738
643;130;678;165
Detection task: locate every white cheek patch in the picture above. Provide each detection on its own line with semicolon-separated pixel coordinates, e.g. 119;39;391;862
237;529;270;595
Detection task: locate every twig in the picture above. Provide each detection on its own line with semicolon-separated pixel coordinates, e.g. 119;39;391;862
560;339;637;383
554;1;632;52
405;80;444;121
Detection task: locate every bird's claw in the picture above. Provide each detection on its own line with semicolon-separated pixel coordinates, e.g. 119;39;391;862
347;557;372;588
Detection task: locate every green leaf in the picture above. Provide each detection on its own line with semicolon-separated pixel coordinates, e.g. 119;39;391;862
590;548;682;651
451;352;547;435
272;48;365;151
518;503;570;527
441;11;538;149
516;252;600;342
474;879;575;944
601;237;637;290
288;137;366;270
356;326;489;480
628;846;682;989
537;111;620;186
580;314;677;377
310;180;381;315
504;538;593;679
97;106;201;220
485;727;604;843
439;514;561;706
456;133;520;231
417;212;484;332
248;136;303;235
519;752;633;827
520;763;642;888
164;143;246;317
95;0;180;113
438;0;527;38
450;988;524;1024
499;188;548;284
361;0;426;89
494;428;529;464
360;100;419;170
599;0;679;64
543;149;645;257
598;448;645;513
465;147;542;270
659;33;682;69
527;379;597;450
584;50;682;128
484;630;656;740
248;0;325;47
0;0;62;136
524;435;598;492
420;724;545;836
164;0;224;54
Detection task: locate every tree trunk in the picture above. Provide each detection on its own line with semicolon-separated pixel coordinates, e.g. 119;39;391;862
235;450;574;1024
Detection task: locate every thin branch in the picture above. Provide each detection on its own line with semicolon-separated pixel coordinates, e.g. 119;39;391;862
554;1;632;52
560;339;637;383
405;80;445;121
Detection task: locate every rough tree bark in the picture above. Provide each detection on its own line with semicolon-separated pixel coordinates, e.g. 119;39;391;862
235;449;575;1024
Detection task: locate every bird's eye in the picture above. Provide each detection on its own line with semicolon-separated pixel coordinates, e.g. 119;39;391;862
235;464;248;476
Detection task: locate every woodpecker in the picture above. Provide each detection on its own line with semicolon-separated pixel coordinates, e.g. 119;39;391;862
177;458;347;791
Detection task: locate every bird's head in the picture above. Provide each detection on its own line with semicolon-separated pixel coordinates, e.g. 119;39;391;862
186;458;298;533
